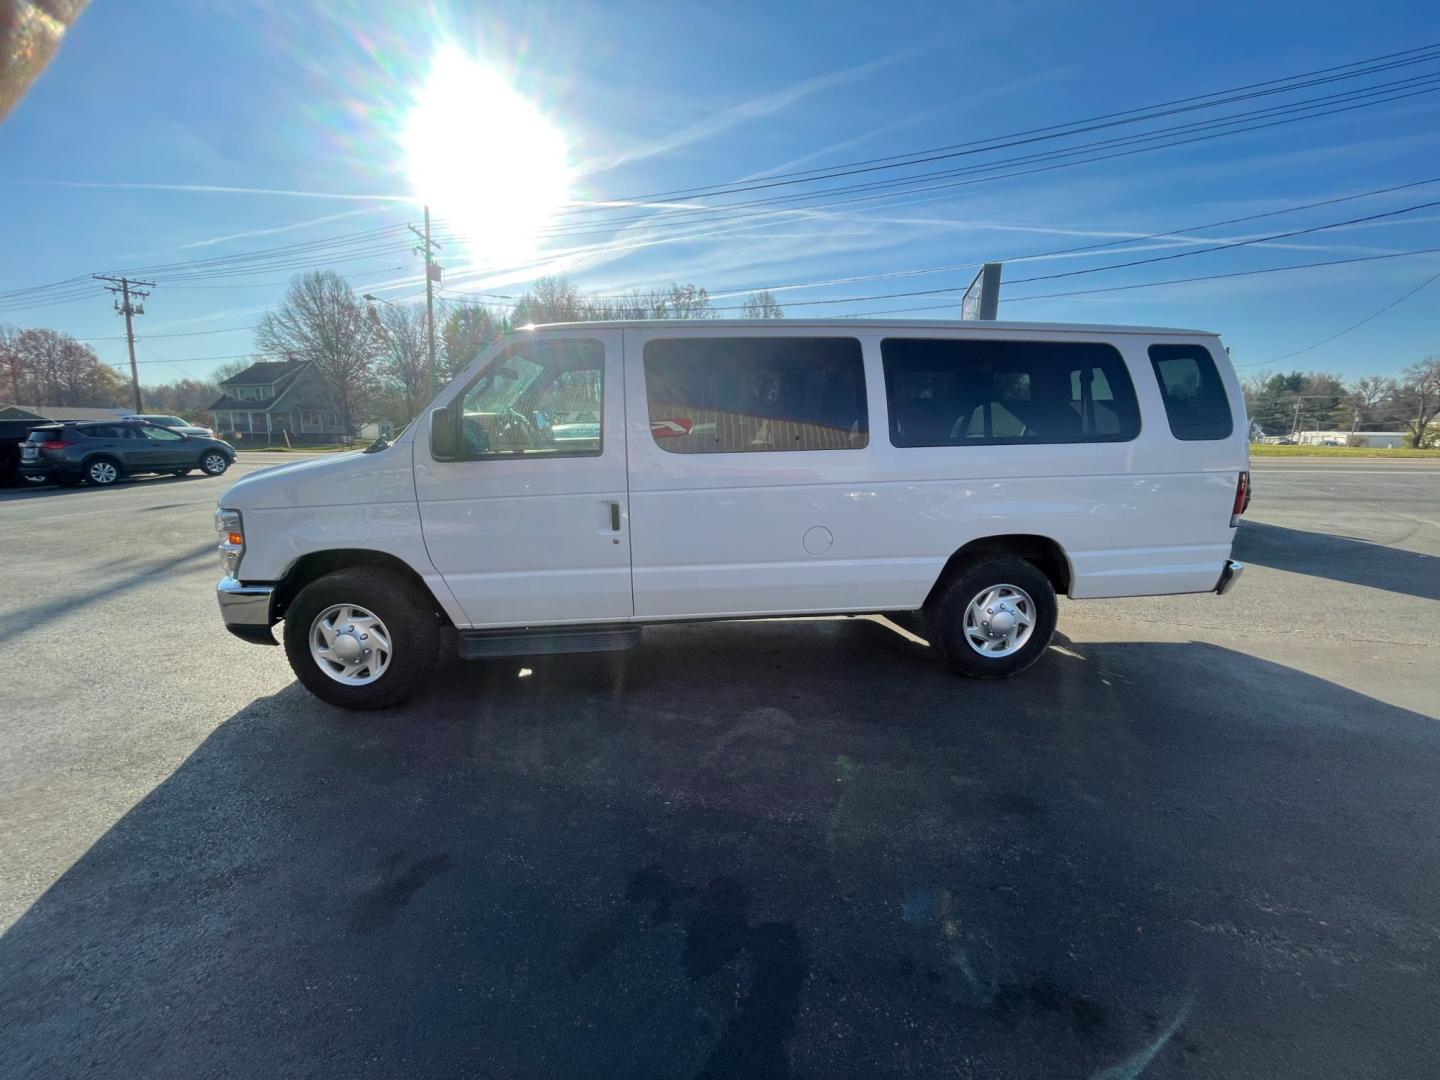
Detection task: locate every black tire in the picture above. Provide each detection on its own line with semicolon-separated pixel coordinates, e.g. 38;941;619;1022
200;451;230;476
282;568;440;709
928;556;1058;679
85;457;122;486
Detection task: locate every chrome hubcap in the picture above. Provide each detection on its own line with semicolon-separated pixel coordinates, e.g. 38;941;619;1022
203;454;226;473
309;603;393;685
963;584;1036;658
90;462;117;483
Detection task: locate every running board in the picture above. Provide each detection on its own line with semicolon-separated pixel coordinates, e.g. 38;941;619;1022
457;624;641;659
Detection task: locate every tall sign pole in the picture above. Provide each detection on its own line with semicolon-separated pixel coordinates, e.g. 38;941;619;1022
961;263;1002;320
408;208;443;399
94;275;155;413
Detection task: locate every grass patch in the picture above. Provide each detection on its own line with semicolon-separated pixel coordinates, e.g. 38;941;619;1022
1250;443;1438;458
244;444;353;453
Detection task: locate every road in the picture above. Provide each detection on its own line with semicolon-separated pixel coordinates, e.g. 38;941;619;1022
0;456;1437;1079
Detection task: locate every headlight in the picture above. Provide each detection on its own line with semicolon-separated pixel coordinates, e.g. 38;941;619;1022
215;508;244;577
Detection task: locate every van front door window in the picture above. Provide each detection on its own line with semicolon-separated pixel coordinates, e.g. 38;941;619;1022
458;340;604;458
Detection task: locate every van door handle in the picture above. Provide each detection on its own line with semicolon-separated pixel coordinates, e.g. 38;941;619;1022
610;502;622;531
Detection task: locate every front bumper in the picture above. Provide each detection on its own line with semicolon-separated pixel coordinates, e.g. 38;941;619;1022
218;576;278;644
1215;559;1244;596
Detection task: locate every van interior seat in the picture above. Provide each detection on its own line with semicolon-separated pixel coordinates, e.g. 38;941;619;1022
893;396;953;443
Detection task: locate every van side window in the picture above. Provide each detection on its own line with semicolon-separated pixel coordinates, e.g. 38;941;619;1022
1148;345;1233;441
458;338;604;458
881;338;1140;447
643;337;867;453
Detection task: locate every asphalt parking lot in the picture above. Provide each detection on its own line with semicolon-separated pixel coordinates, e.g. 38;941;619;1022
0;454;1436;1079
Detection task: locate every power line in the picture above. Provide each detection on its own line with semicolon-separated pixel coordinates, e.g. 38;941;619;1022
608;42;1440;204
1241;267;1440;367
5;46;1439;307
1003;245;1440;303
641;198;1440;312
103;351;255;369
77;324;258;342
685;175;1440;302
526;70;1440;240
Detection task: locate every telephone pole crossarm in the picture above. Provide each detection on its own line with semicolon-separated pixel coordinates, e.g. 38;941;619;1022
93;275;156;414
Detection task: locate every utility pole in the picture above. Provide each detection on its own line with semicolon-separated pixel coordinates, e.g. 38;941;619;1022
408;207;442;399
94;275;154;414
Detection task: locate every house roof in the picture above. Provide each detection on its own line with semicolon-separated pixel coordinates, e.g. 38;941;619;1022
211;359;313;411
219;360;307;386
0;404;47;420
4;404;130;421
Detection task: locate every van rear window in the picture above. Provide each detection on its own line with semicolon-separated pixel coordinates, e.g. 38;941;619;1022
881;338;1140;447
1148;344;1234;441
643;337;867;453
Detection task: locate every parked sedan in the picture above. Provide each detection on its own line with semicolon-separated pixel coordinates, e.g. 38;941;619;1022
19;421;235;487
123;413;215;438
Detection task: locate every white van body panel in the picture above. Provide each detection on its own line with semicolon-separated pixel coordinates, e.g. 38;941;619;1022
216;443;468;626
220;319;1248;632
411;328;632;627
620;323;1245;618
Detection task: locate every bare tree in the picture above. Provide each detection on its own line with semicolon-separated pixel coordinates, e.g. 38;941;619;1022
13;328;126;406
1;324;20;402
441;304;506;380
254;271;379;441
1346;374;1394;430
371;302;428;421
663;283;715;319
741;290;784;319
140;378;221;416
592;288;672;320
1392;356;1440;448
212;358;255;384
511;276;590;324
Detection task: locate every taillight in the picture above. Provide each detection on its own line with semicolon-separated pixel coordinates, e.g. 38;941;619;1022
41;440;66;450
1231;470;1250;524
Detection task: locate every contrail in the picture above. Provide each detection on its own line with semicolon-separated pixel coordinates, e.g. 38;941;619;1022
19;180;413;202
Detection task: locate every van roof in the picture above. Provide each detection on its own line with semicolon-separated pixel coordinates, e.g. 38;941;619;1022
518;318;1217;337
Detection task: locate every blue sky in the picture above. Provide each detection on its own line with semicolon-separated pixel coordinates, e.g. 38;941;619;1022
1;0;1438;388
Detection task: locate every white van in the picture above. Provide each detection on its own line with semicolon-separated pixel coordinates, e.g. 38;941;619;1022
215;319;1250;708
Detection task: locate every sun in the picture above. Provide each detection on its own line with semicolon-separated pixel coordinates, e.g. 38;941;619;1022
401;46;572;266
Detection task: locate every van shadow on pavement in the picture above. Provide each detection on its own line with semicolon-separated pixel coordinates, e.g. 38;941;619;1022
1234;519;1440;601
2;619;1437;1080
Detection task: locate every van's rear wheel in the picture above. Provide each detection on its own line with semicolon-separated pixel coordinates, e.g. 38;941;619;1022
929;557;1057;679
282;568;439;709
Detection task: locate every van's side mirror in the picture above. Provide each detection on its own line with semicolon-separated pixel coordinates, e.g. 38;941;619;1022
430;405;458;461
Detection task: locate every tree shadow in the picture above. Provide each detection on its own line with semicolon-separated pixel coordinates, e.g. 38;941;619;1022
0;543;214;643
0;471;205;503
2;620;1438;1079
1233;519;1440;601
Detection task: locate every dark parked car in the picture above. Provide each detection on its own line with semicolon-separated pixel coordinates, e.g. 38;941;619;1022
19;421;235;487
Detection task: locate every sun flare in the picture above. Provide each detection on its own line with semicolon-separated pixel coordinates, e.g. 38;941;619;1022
402;46;572;266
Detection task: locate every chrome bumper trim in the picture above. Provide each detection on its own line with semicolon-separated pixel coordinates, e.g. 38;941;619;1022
218;576;275;627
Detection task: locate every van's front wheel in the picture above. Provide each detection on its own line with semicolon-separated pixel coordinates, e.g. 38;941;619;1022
282;568;439;709
929;557;1057;679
